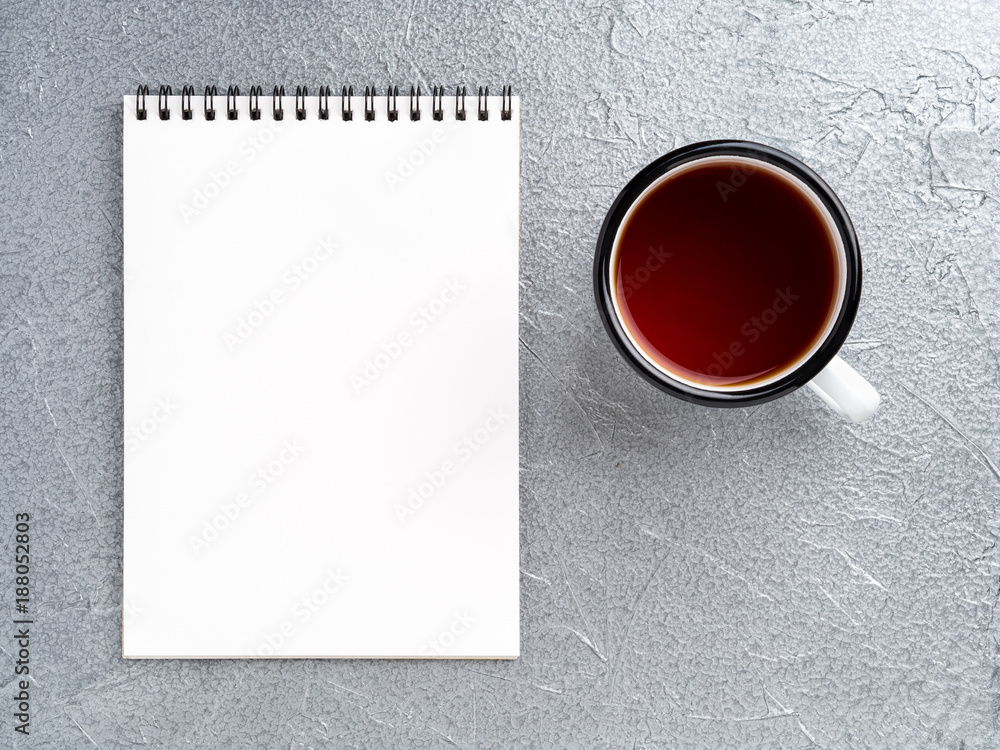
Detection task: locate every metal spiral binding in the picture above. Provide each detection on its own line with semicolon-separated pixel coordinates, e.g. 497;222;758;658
387;86;399;121
273;86;285;121
135;84;512;122
410;85;421;121
249;86;262;120
341;86;352;121
295;86;308;120
478;86;489;121
136;85;148;120
319;86;331;120
158;85;171;120
432;86;444;121
204;86;217;120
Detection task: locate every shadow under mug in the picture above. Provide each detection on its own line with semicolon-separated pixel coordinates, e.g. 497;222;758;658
593;140;879;422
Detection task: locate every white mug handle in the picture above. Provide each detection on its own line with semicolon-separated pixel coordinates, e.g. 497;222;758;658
806;355;880;422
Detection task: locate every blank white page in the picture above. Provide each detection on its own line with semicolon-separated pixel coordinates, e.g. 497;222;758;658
122;92;519;658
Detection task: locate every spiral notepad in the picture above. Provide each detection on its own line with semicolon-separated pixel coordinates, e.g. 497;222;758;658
123;85;520;658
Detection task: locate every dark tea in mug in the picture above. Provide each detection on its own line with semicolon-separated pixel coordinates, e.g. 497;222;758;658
611;156;844;389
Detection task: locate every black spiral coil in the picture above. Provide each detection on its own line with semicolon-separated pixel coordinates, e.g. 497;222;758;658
319;85;331;120
432;86;444;121
204;86;217;121
295;86;308;120
340;86;352;121
387;86;399;122
410;85;421;121
249;86;262;120
136;84;513;122
158;85;171;120
181;86;193;120
273;86;285;120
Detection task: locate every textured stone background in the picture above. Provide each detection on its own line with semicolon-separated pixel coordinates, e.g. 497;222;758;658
2;0;1000;747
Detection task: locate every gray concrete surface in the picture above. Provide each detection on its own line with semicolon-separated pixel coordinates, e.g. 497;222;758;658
2;0;1000;747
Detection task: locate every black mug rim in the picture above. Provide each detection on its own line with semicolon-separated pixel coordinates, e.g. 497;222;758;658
593;140;862;407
